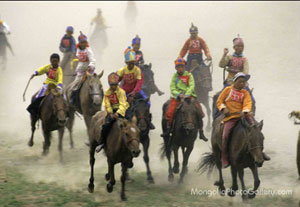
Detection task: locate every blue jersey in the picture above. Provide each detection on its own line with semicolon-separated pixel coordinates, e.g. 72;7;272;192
59;34;76;53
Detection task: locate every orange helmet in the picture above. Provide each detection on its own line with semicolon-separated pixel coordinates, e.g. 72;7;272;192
175;58;186;67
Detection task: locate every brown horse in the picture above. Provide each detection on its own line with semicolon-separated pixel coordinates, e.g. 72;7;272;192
87;111;140;201
190;59;213;131
65;71;104;147
198;114;265;200
27;84;68;162
161;97;200;184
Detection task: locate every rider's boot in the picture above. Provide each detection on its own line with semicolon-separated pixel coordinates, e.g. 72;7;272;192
222;135;230;168
160;120;172;138
199;129;208;142
149;113;155;130
262;152;271;161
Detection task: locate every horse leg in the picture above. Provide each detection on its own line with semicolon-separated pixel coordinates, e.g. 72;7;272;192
120;162;128;201
66;109;75;149
166;145;174;182
42;129;51;156
178;147;193;184
142;136;154;183
214;149;226;195
28;114;38;147
88;141;97;193
228;166;238;197
106;159;115;193
58;128;64;163
238;168;248;200
248;165;261;199
202;94;212;132
172;145;180;174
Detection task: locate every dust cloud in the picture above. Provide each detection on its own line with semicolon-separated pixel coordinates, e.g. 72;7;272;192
0;1;300;204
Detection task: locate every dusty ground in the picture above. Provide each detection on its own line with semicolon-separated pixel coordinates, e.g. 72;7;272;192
0;1;300;207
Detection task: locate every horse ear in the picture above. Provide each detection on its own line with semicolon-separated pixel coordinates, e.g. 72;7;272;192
149;63;152;68
132;115;137;125
98;70;104;79
259;120;263;130
121;119;127;128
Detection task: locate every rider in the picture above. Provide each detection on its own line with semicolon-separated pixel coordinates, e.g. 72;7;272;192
27;54;63;115
0;19;11;34
117;47;155;130
179;23;212;71
96;72;130;152
91;8;106;29
69;32;96;103
59;26;76;71
131;35;164;96
161;58;208;142
217;72;270;168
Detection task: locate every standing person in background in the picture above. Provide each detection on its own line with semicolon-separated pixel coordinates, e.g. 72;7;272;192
0;19;14;70
59;26;76;72
179;23;212;71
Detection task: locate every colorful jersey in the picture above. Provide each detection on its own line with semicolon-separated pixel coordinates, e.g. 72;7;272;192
34;64;63;88
117;65;143;94
216;85;252;122
0;22;10;34
170;71;196;98
180;36;211;58
59;34;76;53
103;86;129;117
219;53;249;83
134;50;144;67
76;47;96;73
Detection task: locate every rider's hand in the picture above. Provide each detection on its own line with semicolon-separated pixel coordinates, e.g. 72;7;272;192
128;92;135;97
222;108;229;116
114;113;119;119
240;111;247;118
223;48;229;56
30;74;36;79
179;94;186;100
207;56;212;60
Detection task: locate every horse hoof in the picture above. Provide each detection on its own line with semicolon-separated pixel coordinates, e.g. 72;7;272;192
168;174;174;182
42;150;49;156
173;166;179;174
214;181;221;186
227;188;236;197
70;143;74;149
121;194;127;201
106;183;113;193
105;173;110;181
248;190;256;199
88;184;94;193
242;193;248;200
218;186;226;196
147;177;155;184
28;141;34;147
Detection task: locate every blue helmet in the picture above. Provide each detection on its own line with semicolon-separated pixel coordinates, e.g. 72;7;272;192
66;26;74;33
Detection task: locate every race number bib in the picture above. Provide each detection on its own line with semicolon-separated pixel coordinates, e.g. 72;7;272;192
230;89;244;103
124;73;136;84
108;93;119;105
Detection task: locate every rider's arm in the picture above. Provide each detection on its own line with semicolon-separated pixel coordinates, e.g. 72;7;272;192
116;68;124;82
59;36;64;53
219;55;231;68
87;47;96;71
71;37;76;54
2;22;10;34
185;73;195;96
216;87;231;111
117;89;129;117
103;93;113;114
179;39;190;58
132;68;143;95
243;57;249;75
242;90;252;113
35;64;50;76
170;74;181;98
57;67;63;89
199;37;211;59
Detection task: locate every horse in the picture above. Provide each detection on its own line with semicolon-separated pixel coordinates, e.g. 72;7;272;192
65;71;104;147
27;84;68;162
87;111;140;201
0;32;13;70
198;113;265;200
288;111;300;179
161;97;200;184
189;59;213;131
140;63;164;97
131;98;155;183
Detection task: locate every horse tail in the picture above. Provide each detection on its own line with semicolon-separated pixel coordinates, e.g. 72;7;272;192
159;142;166;160
197;152;217;175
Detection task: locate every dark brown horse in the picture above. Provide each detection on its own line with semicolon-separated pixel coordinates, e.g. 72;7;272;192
27;84;68;162
161;97;200;184
190;59;213;131
65;71;104;147
198;114;265;200
87;111;140;201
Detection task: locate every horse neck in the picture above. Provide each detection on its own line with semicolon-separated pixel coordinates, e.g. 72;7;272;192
107;121;124;152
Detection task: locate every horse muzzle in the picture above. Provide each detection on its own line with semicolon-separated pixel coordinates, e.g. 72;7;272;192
58;119;66;126
131;149;141;158
184;123;195;131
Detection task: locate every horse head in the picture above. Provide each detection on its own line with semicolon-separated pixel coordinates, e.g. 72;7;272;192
86;70;104;107
49;86;67;127
133;98;150;132
120;116;141;157
247;120;265;167
180;97;198;133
